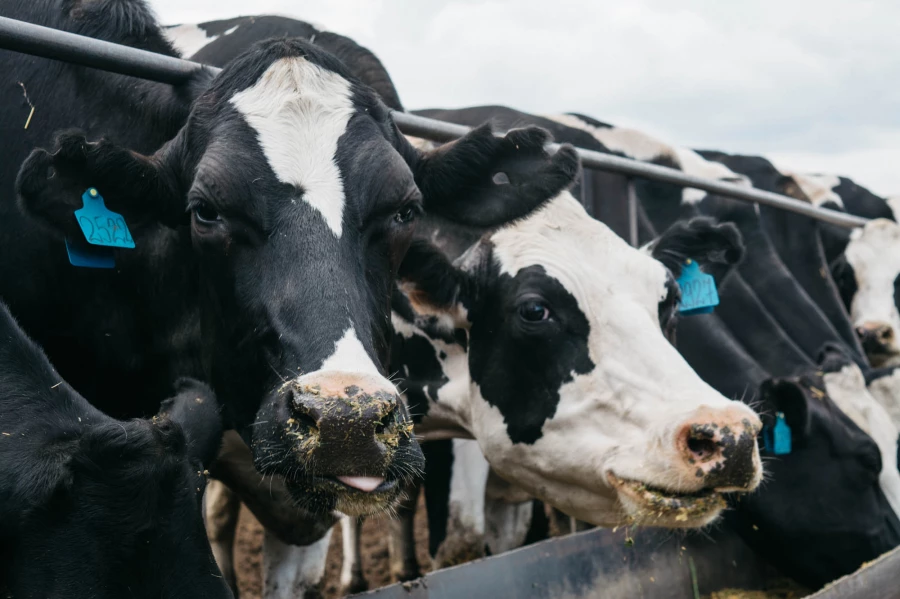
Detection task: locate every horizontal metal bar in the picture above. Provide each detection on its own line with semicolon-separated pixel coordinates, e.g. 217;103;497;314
0;16;870;230
0;16;207;84
394;113;868;229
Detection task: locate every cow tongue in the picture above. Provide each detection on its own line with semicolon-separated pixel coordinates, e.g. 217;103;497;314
337;476;384;492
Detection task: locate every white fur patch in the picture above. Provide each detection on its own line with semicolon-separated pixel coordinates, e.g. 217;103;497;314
262;528;333;599
162;24;219;57
448;439;490;534
339;515;359;589
774;167;843;207
844;219;900;334
868;370;900;430
545;114;749;205
320;326;382;376
230;56;354;238
823;364;900;518
887;196;900;221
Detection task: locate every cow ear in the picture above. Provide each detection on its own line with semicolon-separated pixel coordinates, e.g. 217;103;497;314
649;217;744;285
759;378;812;442
15;129;187;239
395;239;480;328
156;378;223;469
413;124;580;227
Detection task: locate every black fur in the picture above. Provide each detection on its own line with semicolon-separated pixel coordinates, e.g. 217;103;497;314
0;301;230;599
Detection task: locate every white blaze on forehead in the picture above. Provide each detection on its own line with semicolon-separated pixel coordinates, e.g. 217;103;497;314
162;24;219;57
823;364;900;518
845;219;900;331
774;166;843;207
230;56;354;238
545;114;749;205
320;326;381;377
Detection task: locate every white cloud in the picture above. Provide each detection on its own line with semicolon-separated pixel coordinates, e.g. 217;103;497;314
148;0;900;195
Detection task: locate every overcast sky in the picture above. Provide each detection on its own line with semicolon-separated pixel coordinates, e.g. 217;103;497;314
149;0;900;196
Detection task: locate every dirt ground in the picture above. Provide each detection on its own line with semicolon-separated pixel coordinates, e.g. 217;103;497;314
233;494;433;599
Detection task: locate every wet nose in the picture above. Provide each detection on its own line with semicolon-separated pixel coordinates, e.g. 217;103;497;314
286;371;402;473
675;405;762;491
856;321;895;353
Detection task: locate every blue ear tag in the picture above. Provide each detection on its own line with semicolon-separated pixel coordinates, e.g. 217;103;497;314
677;259;719;316
65;236;115;269
74;188;135;249
764;412;792;455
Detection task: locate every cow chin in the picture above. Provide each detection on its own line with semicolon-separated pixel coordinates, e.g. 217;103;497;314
282;475;405;517
605;472;727;528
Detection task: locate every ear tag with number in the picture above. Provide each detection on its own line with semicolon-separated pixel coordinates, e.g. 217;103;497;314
677;258;719;316
764;412;792;455
65;235;115;269
74;188;135;249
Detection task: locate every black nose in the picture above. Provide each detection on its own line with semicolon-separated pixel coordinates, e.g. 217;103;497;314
286;372;402;473
857;322;895;354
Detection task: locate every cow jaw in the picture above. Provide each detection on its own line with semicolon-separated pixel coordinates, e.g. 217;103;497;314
606;472;726;528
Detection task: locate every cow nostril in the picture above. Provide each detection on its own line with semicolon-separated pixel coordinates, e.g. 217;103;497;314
881;328;894;342
374;412;395;436
687;436;719;461
293;411;318;431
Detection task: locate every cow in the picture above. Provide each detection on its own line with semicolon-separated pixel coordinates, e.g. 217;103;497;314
2;4;578;597
408;106;900;588
831;219;900;368
0;300;231;599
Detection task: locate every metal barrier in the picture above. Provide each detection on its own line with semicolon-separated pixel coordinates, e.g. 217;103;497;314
0;15;871;233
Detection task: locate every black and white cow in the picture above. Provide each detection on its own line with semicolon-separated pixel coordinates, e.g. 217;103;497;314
831;219;900;368
0;301;231;599
2;4;578;596
407;107;900;589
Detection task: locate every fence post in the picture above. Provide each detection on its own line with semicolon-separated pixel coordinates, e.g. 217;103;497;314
627;179;638;247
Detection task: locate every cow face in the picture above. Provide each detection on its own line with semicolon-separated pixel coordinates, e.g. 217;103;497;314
13;34;581;516
727;371;900;589
395;193;762;528
831;219;900;367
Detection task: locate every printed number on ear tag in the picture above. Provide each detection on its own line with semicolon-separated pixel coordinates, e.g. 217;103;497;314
74;188;135;249
677;259;719;316
764;412;792;456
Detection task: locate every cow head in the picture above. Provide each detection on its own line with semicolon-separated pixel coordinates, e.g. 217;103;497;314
831;219;900;367
394;194;762;527
14;38;578;516
726;367;900;589
0;301;230;598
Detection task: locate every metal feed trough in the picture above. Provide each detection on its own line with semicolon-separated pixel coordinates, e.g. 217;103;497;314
1;16;898;599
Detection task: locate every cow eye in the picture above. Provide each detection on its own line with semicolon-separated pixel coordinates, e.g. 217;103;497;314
192;202;221;225
393;206;417;225
518;299;550;322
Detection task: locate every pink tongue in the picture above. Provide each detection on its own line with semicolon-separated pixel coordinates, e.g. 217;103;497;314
336;476;384;492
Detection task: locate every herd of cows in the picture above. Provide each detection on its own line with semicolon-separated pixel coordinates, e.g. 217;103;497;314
3;2;900;598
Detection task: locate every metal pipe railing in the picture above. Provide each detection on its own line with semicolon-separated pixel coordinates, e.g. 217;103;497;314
0;15;870;230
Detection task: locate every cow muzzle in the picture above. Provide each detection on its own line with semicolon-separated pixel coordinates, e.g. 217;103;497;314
253;371;424;516
856;321;900;367
607;404;762;528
